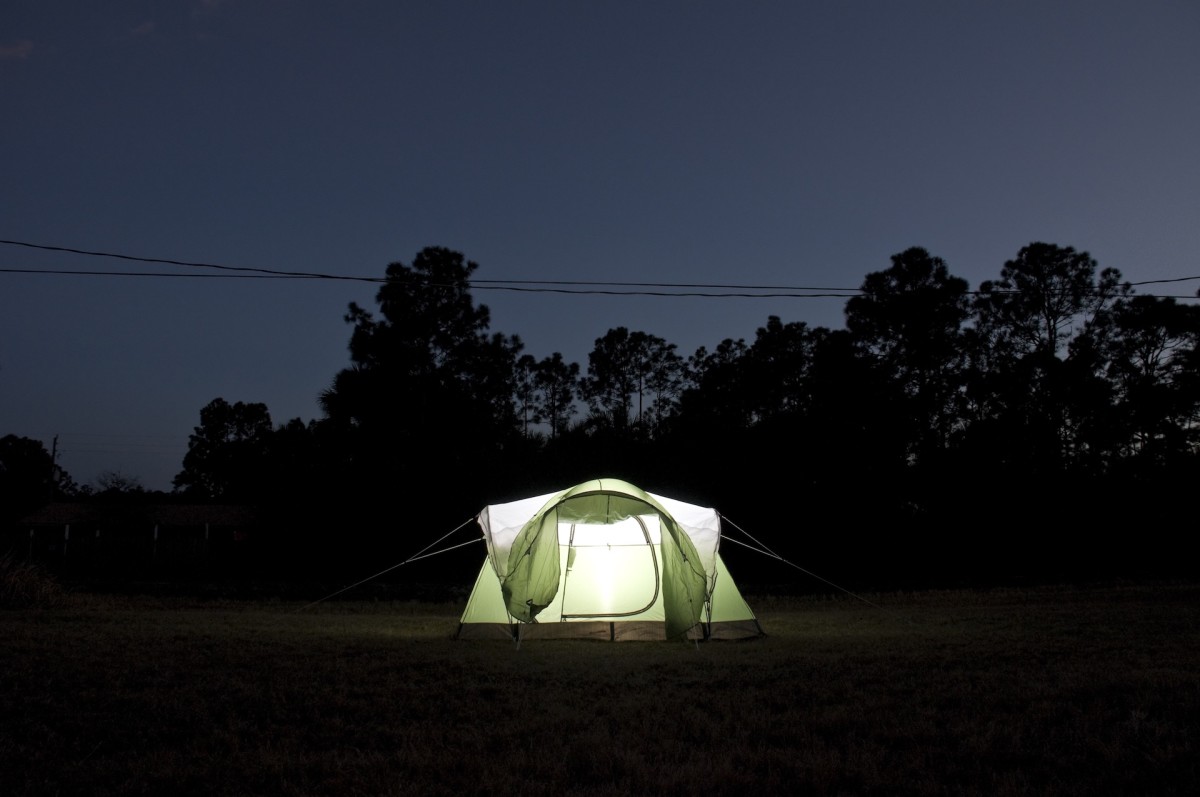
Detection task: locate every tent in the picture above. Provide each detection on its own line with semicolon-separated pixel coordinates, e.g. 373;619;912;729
457;478;763;641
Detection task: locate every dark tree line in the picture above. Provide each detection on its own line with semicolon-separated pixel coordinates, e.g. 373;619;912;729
9;242;1197;588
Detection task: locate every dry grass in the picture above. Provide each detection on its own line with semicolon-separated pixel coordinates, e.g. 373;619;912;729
1;584;1197;796
0;553;66;608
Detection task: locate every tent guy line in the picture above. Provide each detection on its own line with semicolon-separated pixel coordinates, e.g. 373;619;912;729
296;517;479;612
717;517;916;624
717;535;897;618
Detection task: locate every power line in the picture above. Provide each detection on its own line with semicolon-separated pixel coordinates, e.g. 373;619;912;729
0;261;868;297
0;267;320;280
7;264;1197;301
0;266;870;297
2;237;1198;300
0;238;364;281
0;239;867;291
0;235;867;295
1130;275;1200;287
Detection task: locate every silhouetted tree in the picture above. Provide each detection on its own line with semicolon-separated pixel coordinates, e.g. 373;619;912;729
845;247;971;464
580;328;682;439
257;417;334;500
513;354;540;438
746;317;827;421
674;337;753;428
975;242;1126;360
801;327;910;481
93;470;145;495
1100;295;1200;466
173;398;273;501
667;319;835;507
966;242;1129;474
533;352;581;440
317;247;523;515
0;434;74;520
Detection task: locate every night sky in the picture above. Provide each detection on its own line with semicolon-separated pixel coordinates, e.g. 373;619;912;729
2;1;1198;491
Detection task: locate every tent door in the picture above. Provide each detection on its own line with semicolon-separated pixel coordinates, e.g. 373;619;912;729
561;515;661;619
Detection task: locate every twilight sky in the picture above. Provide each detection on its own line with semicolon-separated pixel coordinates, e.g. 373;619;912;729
2;1;1199;492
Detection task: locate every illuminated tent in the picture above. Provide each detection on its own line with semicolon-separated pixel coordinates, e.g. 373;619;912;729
457;478;763;641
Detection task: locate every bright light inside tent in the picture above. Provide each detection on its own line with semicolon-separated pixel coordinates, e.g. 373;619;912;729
598;542;613;612
557;516;663;618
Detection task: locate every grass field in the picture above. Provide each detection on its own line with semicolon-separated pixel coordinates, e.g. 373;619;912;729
2;582;1197;796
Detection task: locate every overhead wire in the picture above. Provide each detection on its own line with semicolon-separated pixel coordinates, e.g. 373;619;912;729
3;238;1197;299
6;265;1199;300
0;238;361;280
0;267;317;280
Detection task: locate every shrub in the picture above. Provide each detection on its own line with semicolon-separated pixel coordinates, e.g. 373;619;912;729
0;554;65;608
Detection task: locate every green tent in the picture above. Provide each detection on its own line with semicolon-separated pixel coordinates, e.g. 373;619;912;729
457;478;763;641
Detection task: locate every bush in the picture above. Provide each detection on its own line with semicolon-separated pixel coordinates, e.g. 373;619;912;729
0;554;65;608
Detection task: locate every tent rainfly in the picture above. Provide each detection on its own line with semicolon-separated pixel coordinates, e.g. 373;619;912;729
457;478;763;641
